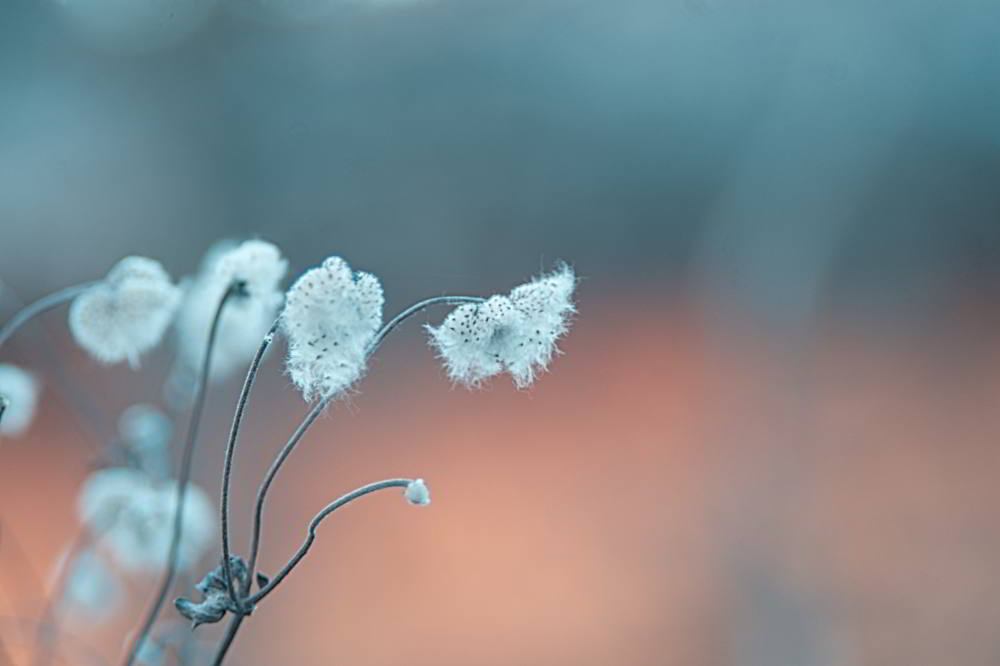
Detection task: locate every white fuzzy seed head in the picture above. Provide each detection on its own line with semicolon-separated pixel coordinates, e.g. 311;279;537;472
78;468;215;573
172;241;287;391
214;239;288;307
281;256;384;402
405;478;431;506
427;264;576;388
69;257;182;366
0;363;39;437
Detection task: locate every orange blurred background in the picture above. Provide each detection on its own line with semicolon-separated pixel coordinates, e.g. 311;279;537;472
2;284;999;665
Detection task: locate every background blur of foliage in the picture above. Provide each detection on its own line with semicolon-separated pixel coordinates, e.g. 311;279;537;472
1;0;1000;665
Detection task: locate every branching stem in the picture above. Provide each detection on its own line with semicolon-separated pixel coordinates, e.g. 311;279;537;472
209;295;483;664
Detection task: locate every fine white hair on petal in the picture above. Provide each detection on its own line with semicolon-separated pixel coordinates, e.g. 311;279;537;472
404;479;431;506
57;547;123;623
78;468;216;573
427;263;576;388
69;256;182;367
172;241;286;392
281;256;384;402
0;363;40;437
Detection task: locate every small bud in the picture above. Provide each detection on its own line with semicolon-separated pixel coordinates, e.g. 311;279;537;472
404;479;431;506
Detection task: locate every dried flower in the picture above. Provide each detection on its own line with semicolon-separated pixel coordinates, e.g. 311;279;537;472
173;241;286;389
404;478;431;506
427;264;576;387
78;468;215;573
68;257;182;366
0;363;39;436
175;556;250;628
281;256;384;401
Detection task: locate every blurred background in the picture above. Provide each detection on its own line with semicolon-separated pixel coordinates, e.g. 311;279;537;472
2;0;1000;664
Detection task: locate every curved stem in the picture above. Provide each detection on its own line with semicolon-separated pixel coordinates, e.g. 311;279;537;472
220;319;280;602
368;295;485;352
0;282;98;350
242;295;483;593
248;479;411;605
243;399;326;595
211;481;410;666
122;284;237;666
212;295;483;663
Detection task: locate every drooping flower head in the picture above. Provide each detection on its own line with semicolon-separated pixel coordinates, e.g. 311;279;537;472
78;468;215;573
69;256;182;366
281;256;384;402
427;264;576;388
172;240;287;395
0;363;39;437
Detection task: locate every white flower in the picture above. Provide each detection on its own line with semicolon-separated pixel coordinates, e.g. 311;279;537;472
78;468;215;573
69;256;182;366
0;363;39;437
281;256;384;402
214;239;288;307
173;241;286;389
56;547;123;623
427;264;576;388
404;478;431;506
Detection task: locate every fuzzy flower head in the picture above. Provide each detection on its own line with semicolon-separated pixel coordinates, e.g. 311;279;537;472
428;264;576;388
214;239;288;307
78;468;215;573
0;363;39;437
69;257;182;366
281;256;384;402
172;240;287;395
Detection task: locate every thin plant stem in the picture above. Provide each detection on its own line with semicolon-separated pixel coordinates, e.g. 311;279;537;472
219;319;280;603
0;282;98;350
121;284;238;666
211;480;410;666
242;295;483;593
211;295;483;664
211;614;244;666
249;479;411;604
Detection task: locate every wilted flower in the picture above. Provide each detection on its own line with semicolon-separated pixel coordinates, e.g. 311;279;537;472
173;240;287;390
175;556;250;628
78;468;215;573
281;256;384;401
404;478;431;506
69;256;182;366
57;547;123;623
0;363;39;436
427;264;576;387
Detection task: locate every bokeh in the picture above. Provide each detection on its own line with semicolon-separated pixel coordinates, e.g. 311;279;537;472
1;0;1000;664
